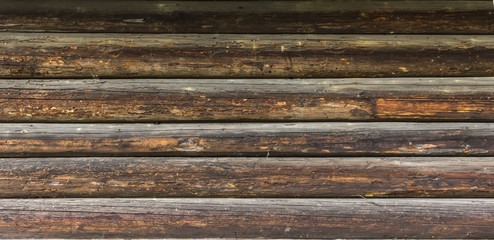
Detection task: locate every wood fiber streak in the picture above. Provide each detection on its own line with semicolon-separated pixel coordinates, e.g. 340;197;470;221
0;198;493;238
0;78;494;122
2;34;494;78
0;1;492;34
0;157;494;198
0;123;494;157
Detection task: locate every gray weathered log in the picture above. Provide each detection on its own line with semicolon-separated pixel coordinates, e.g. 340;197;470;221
0;198;493;238
0;157;493;197
0;78;494;121
0;123;494;157
2;33;494;78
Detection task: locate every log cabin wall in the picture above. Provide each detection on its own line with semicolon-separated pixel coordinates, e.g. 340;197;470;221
1;0;494;238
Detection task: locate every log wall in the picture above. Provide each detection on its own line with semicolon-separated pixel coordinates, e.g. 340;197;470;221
1;0;493;238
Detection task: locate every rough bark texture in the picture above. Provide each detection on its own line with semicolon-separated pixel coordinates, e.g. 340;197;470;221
0;123;493;157
0;0;492;34
0;198;493;238
0;78;494;122
2;33;494;78
0;157;493;198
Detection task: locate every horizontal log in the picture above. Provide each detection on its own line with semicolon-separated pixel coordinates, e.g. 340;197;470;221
1;123;494;157
0;0;492;34
0;198;493;238
2;33;494;78
1;78;494;122
1;157;494;198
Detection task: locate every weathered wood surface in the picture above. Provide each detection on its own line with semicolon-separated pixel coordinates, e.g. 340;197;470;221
1;157;494;198
0;0;493;34
0;198;493;238
1;78;494;122
2;33;494;78
1;123;494;157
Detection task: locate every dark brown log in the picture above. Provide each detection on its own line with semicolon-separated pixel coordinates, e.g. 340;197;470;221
1;123;494;157
1;78;494;122
1;157;494;198
0;198;493;238
0;0;493;34
2;33;494;78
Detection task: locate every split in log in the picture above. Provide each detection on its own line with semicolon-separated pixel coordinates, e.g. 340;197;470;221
0;122;494;157
0;0;492;34
2;33;494;78
0;78;494;122
0;198;493;238
0;157;493;198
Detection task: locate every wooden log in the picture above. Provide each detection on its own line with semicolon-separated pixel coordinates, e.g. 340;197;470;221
1;78;494;122
0;198;493;238
2;33;494;78
1;157;494;198
0;0;492;34
1;123;494;157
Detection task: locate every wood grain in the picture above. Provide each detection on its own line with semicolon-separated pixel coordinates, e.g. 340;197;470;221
0;0;492;34
1;157;494;198
1;123;494;157
0;198;493;238
2;33;494;78
1;78;494;122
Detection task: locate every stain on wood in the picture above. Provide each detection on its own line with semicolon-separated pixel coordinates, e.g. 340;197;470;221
0;198;493;238
2;33;494;78
0;0;493;34
0;78;494;122
0;157;494;198
0;123;493;157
